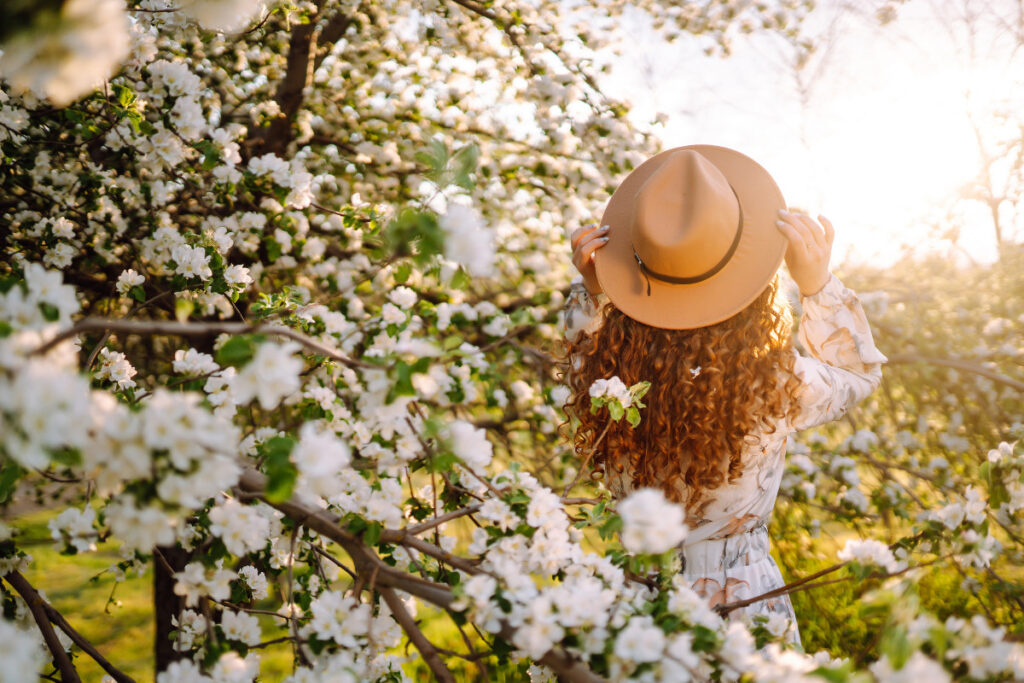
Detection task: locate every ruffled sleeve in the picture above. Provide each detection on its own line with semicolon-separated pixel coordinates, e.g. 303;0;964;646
789;273;888;431
563;276;608;344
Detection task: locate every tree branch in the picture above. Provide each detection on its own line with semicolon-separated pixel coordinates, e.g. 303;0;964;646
234;469;606;683
886;353;1024;391
39;595;137;682
3;571;81;683
30;317;377;369
380;586;456;683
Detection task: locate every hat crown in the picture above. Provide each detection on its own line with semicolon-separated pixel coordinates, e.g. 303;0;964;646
630;150;740;279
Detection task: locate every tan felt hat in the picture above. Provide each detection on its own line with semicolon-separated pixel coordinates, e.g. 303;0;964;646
594;144;787;330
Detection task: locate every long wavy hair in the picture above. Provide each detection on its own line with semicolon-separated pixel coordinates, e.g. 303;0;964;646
562;276;803;515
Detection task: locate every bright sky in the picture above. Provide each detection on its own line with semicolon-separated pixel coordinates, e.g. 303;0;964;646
593;0;1024;266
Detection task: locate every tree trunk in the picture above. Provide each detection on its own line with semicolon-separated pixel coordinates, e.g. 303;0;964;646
153;545;191;672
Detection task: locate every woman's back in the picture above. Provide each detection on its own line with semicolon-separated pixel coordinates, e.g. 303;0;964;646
563;272;887;645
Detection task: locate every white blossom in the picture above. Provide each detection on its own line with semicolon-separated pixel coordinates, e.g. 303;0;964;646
116;269;145;296
229;341;303;409
0;0;130;106
617;488;688;555
447;419;493;473
838;538;901;573
208;498;270;556
439;203;496;277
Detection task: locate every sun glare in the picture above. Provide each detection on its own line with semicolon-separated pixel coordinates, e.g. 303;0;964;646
803;58;1014;264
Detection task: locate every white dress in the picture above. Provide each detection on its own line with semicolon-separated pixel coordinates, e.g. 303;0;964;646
563;273;888;647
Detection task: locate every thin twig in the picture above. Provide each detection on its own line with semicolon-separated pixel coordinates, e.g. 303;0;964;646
406;503;483;536
563;420;613;497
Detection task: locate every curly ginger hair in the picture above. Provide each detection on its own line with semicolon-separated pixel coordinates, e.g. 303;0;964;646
562;276;803;515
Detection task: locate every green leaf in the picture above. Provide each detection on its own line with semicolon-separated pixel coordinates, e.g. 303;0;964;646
387;361;417;403
630;380;651;401
879;624;911;669
216;336;256;367
394;262;412;284
174;297;194;323
0;462;25;504
39;302;60;321
452;143;479;190
195;140;220;171
130;285;146;303
262;435;297;503
449;266;470;290
626;406;641;428
608;401;624;421
364;522;382;546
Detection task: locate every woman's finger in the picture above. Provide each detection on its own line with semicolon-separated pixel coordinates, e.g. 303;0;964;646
576;233;610;265
792;212;827;248
571;223;605;251
778;212;814;249
776;220;808;257
572;229;610;264
571;232;600;267
818;214;836;246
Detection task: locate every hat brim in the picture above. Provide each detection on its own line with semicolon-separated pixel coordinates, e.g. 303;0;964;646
594;144;787;330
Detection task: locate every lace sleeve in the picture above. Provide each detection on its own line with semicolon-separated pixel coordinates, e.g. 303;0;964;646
789;273;888;431
563;277;607;344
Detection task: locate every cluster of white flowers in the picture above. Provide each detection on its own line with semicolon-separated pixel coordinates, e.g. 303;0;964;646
247;153;315;209
617;488;688;555
589;376;632;407
116;268;146;296
157;651;260;683
229;341;303;410
837;538;902;573
172;244;214;281
0;0;130;106
95;347;139;390
926;485;988;530
0;618;47;683
0;263;79;331
219;609;262;647
945;615;1024;680
439;203;496;277
173;348;219;375
48;506;98;553
290;423;353;499
173;561;237;607
446;419;494;473
208;498;271;556
0;343;91;466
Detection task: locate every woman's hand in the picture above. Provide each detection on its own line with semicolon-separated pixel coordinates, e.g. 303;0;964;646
776;210;834;297
570;222;610;295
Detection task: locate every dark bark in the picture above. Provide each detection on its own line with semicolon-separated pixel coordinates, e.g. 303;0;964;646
153;545;191;672
249;6;352;157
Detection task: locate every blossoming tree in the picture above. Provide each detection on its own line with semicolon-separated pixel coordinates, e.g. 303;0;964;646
2;0;1024;681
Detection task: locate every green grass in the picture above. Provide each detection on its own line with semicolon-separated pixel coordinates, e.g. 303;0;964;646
12;507;154;682
9;507;295;682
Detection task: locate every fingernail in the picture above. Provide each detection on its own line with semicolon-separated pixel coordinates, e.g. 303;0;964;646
599;225;610;232
601;236;610;241
776;220;786;227
778;209;788;216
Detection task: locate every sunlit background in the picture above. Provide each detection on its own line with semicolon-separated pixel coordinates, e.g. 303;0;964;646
593;0;1024;266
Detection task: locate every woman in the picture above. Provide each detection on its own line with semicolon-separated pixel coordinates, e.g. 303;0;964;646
561;145;888;647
